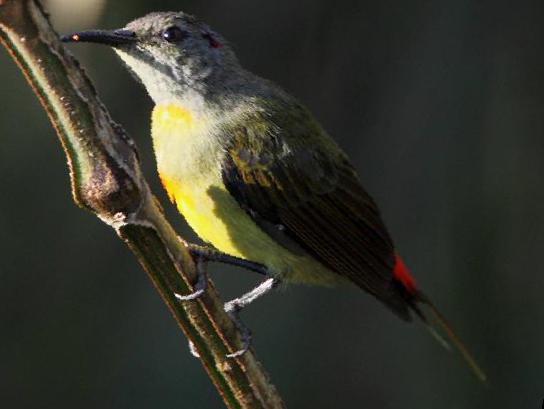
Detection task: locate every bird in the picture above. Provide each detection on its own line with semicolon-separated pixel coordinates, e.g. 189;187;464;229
62;11;485;380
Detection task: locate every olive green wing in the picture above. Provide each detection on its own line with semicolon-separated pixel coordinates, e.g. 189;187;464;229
221;106;411;319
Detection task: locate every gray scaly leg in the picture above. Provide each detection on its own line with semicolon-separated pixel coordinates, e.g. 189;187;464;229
224;277;281;358
176;243;279;358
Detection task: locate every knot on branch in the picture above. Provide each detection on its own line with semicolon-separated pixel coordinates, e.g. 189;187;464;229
78;122;143;222
79;157;142;221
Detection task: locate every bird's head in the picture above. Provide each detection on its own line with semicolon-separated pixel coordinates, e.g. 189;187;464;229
62;12;240;103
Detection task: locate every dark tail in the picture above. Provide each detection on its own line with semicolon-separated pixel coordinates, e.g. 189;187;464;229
412;292;487;382
392;255;487;382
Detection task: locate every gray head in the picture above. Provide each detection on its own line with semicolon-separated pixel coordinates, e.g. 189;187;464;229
62;12;242;103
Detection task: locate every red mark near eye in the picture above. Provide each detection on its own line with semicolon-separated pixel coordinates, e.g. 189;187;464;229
202;32;223;48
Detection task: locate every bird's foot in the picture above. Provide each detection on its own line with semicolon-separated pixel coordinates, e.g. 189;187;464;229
224;300;252;358
177;243;279;359
175;244;270;301
174;251;207;301
222;277;280;358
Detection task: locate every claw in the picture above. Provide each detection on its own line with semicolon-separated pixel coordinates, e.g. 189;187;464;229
226;346;250;359
175;287;205;301
225;303;252;358
175;253;207;301
222;278;279;358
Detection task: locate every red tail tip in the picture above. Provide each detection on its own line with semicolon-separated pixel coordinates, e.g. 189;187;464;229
393;254;417;294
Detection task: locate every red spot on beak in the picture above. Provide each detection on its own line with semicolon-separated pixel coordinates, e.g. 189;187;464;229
393;254;417;294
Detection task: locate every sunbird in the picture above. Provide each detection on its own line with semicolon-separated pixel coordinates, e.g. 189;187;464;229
63;11;485;380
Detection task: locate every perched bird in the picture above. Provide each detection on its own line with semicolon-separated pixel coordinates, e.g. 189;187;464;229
63;11;484;379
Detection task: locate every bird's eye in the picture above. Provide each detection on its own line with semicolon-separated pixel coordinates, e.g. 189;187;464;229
162;26;188;43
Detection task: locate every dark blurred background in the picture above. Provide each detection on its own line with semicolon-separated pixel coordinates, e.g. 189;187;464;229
1;0;543;407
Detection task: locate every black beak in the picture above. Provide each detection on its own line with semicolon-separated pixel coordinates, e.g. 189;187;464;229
61;29;136;47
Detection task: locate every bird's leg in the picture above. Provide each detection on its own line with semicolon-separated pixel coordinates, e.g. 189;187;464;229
176;244;268;301
224;277;281;358
187;244;270;276
179;243;279;358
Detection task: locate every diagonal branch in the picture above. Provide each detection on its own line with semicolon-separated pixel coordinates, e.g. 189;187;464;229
0;1;284;408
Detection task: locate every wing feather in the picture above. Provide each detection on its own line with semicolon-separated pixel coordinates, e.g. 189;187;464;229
221;105;410;318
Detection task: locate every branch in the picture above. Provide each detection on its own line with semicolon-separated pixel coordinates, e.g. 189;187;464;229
0;1;284;408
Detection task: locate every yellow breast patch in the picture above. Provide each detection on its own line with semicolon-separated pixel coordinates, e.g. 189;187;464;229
152;104;194;135
159;173;248;259
151;105;338;285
